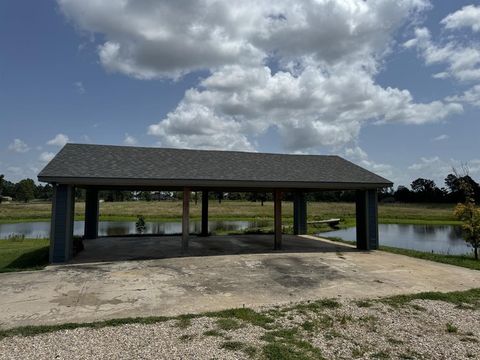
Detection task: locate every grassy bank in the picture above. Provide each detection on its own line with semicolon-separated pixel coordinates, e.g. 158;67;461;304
323;236;480;271
0;238;49;273
0;200;459;225
379;245;480;271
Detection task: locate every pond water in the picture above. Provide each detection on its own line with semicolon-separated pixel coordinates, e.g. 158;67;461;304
321;224;472;255
1;221;472;256
0;219;272;239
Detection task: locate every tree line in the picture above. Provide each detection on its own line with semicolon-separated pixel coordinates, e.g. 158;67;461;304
0;172;478;204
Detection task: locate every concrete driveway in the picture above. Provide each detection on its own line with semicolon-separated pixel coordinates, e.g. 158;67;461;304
1;235;479;329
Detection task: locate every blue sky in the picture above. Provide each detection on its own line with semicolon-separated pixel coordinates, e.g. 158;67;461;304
1;1;479;187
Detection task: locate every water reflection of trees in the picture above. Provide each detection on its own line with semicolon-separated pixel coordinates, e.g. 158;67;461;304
448;226;464;241
105;225;131;236
412;224;438;237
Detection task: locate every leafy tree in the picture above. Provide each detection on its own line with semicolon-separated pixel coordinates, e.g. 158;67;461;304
410;178;445;202
445;173;480;203
139;191;152;201
15;179;36;203
1;179;15;198
393;186;411;202
453;168;480;260
454;201;480;260
445;174;460;194
411;178;436;193
36;184;53;200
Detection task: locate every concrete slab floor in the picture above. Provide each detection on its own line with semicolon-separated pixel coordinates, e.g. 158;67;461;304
0;235;479;330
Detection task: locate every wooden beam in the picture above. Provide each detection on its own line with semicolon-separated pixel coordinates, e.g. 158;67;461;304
274;189;282;250
182;187;190;252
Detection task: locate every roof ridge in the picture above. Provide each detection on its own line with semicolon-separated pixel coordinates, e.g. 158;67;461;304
65;143;338;158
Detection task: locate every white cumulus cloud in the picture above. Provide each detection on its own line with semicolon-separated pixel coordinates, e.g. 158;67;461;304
39;152;56;163
8;139;30;153
441;4;480;32
344;146;394;182
406;157;480;187
446;84;480;107
47;133;70;147
123;133;138;146
74;81;85;94
432;134;449;141
59;0;463;153
404;27;480;82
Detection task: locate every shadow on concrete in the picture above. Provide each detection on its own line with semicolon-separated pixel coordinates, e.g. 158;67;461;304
71;234;360;264
4;246;49;271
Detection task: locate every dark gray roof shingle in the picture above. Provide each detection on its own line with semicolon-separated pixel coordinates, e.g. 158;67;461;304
38;144;392;189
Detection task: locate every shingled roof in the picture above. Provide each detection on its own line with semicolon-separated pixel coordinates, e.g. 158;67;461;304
38;144;392;190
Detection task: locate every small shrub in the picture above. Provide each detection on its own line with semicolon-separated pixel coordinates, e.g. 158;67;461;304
175;316;192;329
179;334;194;341
7;234;25;242
446;323;458;333
216;318;242;331
135;215;146;234
203;329;222;337
355;300;372;308
243;345;257;357
221;341;245;351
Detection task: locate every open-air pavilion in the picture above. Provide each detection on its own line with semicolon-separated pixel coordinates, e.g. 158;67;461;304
38;143;392;263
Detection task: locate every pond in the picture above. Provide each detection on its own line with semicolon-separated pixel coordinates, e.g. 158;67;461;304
0;219;272;239
321;224;472;255
1;221;473;256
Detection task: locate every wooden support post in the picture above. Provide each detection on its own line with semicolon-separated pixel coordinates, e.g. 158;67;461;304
182;188;190;252
201;190;209;236
274;190;282;250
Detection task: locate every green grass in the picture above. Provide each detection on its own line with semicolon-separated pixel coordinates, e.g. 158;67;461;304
261;327;325;359
446;323;458;333
208;307;275;328
203;329;222;337
0;200;459;225
323;236;480;271
220;341;246;351
0;238;49;273
379;246;480;271
284;299;341;314
380;288;480;309
175;316;192;329
216;318;243;331
355;300;373;308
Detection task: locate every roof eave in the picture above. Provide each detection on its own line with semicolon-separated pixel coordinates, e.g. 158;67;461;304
37;175;392;190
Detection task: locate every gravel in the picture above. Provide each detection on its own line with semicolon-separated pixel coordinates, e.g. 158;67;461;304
0;298;479;359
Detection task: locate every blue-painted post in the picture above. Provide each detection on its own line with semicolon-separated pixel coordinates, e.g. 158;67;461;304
274;190;282;250
50;184;75;263
201;190;209;236
84;188;99;239
355;189;379;250
293;192;307;235
182;188;190;252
